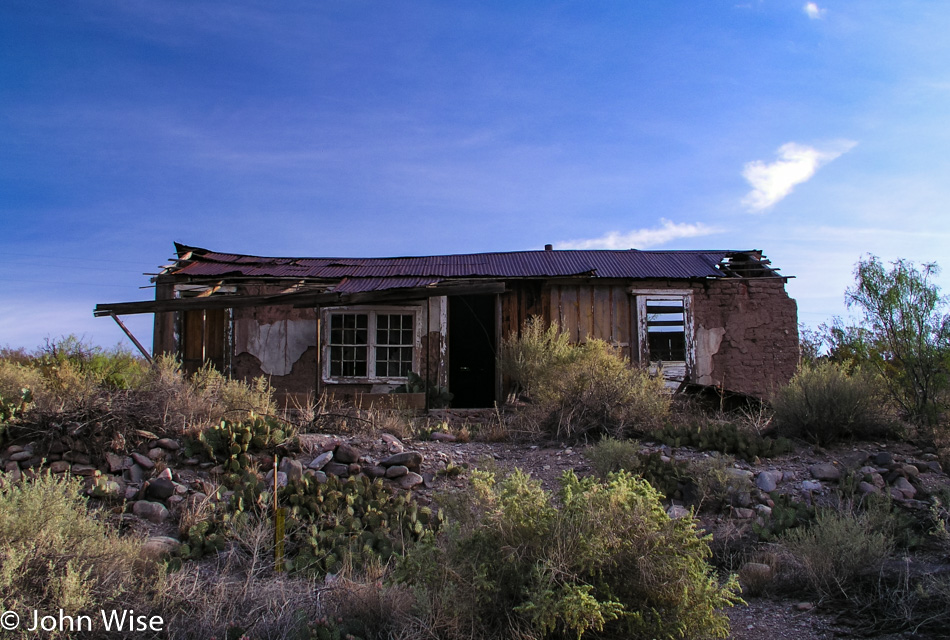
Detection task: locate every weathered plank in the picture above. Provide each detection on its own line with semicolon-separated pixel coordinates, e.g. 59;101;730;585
592;287;611;341
577;286;594;341
558;286;579;342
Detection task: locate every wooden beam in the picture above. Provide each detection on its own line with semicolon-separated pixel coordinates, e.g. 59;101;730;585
109;313;153;363
95;281;507;317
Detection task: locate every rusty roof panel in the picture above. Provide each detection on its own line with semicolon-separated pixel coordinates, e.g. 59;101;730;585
332;276;442;293
168;244;778;281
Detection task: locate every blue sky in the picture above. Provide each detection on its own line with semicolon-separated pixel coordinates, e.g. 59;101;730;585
2;0;949;351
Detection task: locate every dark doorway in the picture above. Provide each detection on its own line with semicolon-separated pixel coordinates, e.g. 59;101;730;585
448;295;497;408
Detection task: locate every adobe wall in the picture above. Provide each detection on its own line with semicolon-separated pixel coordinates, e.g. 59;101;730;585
691;279;799;398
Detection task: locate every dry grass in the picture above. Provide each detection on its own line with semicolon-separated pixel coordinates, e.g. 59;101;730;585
0;473;163;639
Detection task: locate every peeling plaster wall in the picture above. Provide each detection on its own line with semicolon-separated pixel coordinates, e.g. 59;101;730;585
233;346;318;396
235;317;316;376
694;325;726;383
231;289;319;395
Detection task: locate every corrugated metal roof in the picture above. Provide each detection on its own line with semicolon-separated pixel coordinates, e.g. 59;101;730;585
167;244;756;281
332;276;443;293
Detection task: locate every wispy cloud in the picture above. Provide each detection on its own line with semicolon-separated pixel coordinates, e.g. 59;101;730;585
742;141;856;212
559;219;721;250
803;2;826;19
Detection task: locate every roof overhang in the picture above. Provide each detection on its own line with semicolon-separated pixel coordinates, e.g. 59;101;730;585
94;280;506;317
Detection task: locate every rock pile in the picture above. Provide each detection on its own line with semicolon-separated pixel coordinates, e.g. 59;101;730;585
0;432;431;532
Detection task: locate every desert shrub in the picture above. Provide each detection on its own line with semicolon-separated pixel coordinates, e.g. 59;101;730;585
190;362;276;419
0;472;161;638
0;360;45;408
138;356;277;433
501;316;575;402
551;339;670;439
686;455;755;513
776;499;950;635
31;336;149;408
930;491;950;551
586;440;754;514
503;318;670;441
781;506;892;600
771;361;894;444
398;469;740;639
585;436;641;478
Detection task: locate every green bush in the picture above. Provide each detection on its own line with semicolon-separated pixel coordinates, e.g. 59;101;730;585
0;361;45;409
503;318;670;440
501;316;575;402
771;361;894;444
0;473;161;638
585;436;641;478
398;469;740;639
30;336;149;409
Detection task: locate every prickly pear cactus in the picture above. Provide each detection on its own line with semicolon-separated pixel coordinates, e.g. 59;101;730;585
279;473;444;575
186;415;290;471
174;468;443;577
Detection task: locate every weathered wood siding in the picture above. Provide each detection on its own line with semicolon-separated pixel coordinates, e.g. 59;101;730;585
152;277;177;357
542;282;635;361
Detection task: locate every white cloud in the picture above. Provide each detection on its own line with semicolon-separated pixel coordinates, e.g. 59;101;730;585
804;2;826;19
741;141;856;212
559;219;721;250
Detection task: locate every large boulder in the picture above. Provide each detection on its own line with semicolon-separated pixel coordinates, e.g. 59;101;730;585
397;472;424;490
133;500;169;524
380;452;423;471
809;463;841;481
308;451;333;470
145;478;177;501
755;470;783;493
334;443;361;464
279;458;304;483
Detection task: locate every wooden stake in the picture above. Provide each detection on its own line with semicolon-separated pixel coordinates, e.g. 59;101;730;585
274;455;285;572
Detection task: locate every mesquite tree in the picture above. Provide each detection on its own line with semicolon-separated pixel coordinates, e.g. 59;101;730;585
845;255;950;425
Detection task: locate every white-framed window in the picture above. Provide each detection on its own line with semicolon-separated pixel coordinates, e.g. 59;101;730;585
630;289;694;382
322;306;422;383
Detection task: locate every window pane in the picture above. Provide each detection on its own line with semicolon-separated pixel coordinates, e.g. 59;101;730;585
375;341;413;378
329;314;369;377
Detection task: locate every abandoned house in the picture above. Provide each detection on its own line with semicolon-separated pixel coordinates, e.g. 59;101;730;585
95;243;799;408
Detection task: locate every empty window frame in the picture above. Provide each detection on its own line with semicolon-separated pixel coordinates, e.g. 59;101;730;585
323;307;420;382
645;297;686;362
632;290;693;372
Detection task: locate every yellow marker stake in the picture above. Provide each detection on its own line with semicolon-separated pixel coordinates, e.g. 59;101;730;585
274;455;285;572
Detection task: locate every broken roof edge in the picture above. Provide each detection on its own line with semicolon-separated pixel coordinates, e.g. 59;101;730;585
171;242;764;264
94;279;507;317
